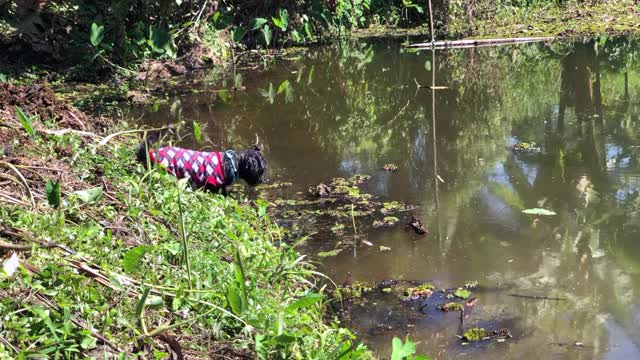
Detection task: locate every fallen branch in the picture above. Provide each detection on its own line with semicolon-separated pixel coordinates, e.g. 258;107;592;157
508;293;566;301
0;162;35;207
40;128;98;139
408;36;554;49
98;126;172;146
414;78;449;90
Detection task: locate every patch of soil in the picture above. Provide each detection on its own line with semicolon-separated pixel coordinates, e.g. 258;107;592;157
0;83;110;131
184;341;255;359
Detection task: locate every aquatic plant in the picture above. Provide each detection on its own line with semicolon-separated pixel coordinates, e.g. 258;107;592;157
463;327;488;342
440;302;463;312
454;288;471;299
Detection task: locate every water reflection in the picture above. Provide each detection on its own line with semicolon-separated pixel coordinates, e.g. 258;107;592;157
140;37;640;359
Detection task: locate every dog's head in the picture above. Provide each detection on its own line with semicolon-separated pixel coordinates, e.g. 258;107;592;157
235;147;267;186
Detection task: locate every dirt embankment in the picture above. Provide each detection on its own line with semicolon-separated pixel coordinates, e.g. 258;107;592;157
0;83;114;207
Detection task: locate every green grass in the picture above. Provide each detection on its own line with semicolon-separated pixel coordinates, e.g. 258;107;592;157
449;1;640;39
0;122;373;359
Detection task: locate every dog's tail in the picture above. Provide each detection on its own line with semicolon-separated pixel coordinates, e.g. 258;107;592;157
135;130;162;166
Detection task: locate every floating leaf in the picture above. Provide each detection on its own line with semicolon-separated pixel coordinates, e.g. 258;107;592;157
15;106;35;138
123;245;151;273
45;179;61;209
454;288;471;299
73;186;103;204
522;208;557;216
286;293;323;312
90;23;104;47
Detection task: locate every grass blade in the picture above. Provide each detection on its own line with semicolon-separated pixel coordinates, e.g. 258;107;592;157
15;106;35;138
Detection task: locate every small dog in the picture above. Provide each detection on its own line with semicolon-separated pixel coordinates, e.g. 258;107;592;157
136;131;267;194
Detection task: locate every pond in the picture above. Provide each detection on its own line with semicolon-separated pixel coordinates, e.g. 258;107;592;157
138;36;640;359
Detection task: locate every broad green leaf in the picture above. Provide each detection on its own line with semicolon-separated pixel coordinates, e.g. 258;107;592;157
261;24;272;46
522;208;557;216
272;17;283;30
425;60;432;71
123;245;151;273
232;27;248;43
150;26;171;53
391;336;417;360
391;337;403;360
90;23;104;47
226;286;243;315
15;106;35;137
0;73;7;82
286;293;323;312
250;17;268;30
273;333;296;345
193;121;202;142
278;8;289;31
45;179;61;209
73;186;103;203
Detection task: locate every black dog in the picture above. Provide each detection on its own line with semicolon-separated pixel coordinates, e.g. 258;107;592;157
136;131;267;194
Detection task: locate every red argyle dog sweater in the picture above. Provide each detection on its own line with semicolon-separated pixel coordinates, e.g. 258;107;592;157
149;146;226;187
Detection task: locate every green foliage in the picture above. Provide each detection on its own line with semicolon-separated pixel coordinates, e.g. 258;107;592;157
272;8;290;32
90;23;104;47
0;124;371;358
391;336;431;360
15;106;35;138
123;245;153;273
454;288;471;299
463;327;487;342
72;186;103;204
45;179;61;209
193;121;202;142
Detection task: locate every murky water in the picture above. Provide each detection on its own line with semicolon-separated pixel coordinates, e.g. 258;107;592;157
139;37;640;359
